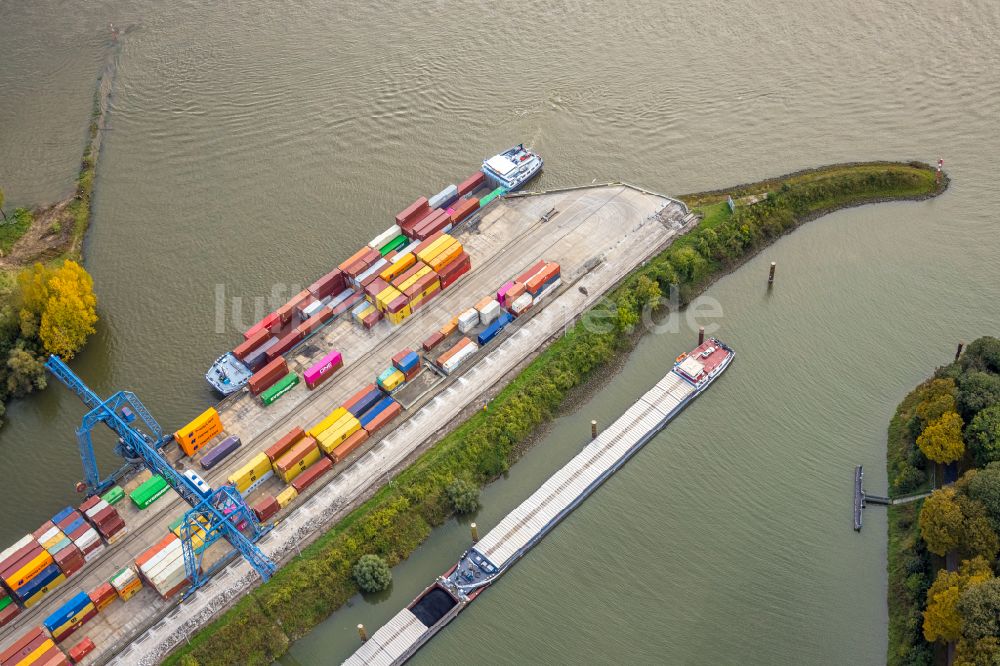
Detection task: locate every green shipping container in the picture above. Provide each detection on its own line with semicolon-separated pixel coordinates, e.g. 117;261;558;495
0;595;12;612
479;186;506;208
261;372;299;406
130;474;169;510
379;234;408;256
102;486;125;505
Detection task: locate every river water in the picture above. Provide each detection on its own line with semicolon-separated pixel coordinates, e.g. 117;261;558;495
1;0;998;663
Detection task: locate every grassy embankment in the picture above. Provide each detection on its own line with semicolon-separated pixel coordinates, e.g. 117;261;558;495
167;161;946;665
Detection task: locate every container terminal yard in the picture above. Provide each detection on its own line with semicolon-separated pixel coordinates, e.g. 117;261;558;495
0;145;694;665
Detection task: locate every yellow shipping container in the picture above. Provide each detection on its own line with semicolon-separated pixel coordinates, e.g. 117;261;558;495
308;407;348;439
40;531;65;550
381;369;405;392
276;444;321;483
408;280;440;310
397;266;432;294
316;417;361;455
379;253;416;283
416;235;455;264
353;303;376;322
375;285;404;312
52;601;97;639
440;317;458;336
386;307;411;325
276;486;298;508
20;639;56;664
227;452;271;492
21;573;65;608
117;578;142;601
428;241;463;273
4;550;54;591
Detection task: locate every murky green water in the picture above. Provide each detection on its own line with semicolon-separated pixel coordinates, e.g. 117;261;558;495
1;0;998;663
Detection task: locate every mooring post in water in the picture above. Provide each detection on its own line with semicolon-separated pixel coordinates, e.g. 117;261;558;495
768;261;776;285
956;340;965;361
698;326;705;345
471;523;479;543
937;158;944;185
591;420;598;439
358;624;368;642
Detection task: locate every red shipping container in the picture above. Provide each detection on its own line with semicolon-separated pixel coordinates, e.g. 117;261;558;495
338;246;374;273
422;331;445;351
249;357;289;395
68;637;96;664
161;579;191;600
97;517;126;540
243;312;279;340
275;290;312;324
505;281;526;304
516;260;546;285
33;521;57;541
362;310;381;329
291;458;333;493
233;327;270;361
88;582;117;611
450;197;479;224
90;506;117;528
308;269;346;300
403;273;439;299
265;427;305;462
362;400;402;435
56;511;83;531
439;258;471;290
252;496;280;522
410;285;439;312
274;437;319;475
327;428;369;464
68;523;91;541
411;210;451;240
395;197;430;228
404;366;420;382
0;627;46;662
0;541;41;575
266;329;304;362
78;496;101;513
55;544;84;577
457;171;486;195
296;311;330;336
343;384;378;412
330;292;363;316
391;348;415;367
364;277;390;300
0;603;20;627
38;647;72;666
387;295;409;314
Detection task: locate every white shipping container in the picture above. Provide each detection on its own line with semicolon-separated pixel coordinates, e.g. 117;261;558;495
83;544;105;563
241;470;274;498
74;529;99;549
531;277;562;304
38;527;62;544
140;539;182;576
510;293;533;315
84;500;109;518
0;535;33;563
477;300;501;326
400;240;422;256
457;308;479;334
368;225;402;250
328;289;354;308
352;259;389;288
442;341;478;374
111;567;138;590
428;185;458;210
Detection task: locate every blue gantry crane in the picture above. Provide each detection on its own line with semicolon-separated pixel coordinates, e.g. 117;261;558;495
44;355;276;590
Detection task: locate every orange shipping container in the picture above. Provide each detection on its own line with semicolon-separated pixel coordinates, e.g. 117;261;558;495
327;428;369;464
427;241;463;273
265;427;305;462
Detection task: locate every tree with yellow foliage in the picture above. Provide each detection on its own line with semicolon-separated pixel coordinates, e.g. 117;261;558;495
16;260;98;360
923;557;993;644
920;487;966;555
918;410;966;463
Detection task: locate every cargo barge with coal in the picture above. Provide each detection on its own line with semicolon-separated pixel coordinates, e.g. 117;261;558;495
206;144;543;396
343;338;734;666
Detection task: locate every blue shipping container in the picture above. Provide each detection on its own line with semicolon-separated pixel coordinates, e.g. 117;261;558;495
347;388;383;418
395;351;419;373
51;507;74;524
359;397;396;429
44;591;91;631
62;517;85;536
200;435;242;470
15;564;62;602
477;312;514;346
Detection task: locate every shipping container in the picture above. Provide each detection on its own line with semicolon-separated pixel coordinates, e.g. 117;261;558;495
200;435;241;470
392;349;420;374
437;337;478;374
395;197;430;229
379;234;408;256
129;475;169;510
265;427;305;463
248;357;289;395
0;602;19;627
505;281;527;305
308;269;347;300
308;407;349;439
291;458;333;493
479;186;506;207
477;300;502;327
422;331;445;352
88;582;116;611
227;453;272;493
0;627;51;664
428;184;459;210
252;496;280;522
411;209;452;240
265;329;304;363
439;254;471;289
395;264;433;294
243;312;279;340
377;368;405;392
354;259;390;288
299;296;326;320
43;592;91;633
344;385;382;417
360;397;401;434
16;565;64;606
275;486;298;508
69;637;96;664
457;170;486;195
329;290;363;317
233;328;270;361
368;224;402;250
296;309;331;336
275;290;312;325
174;407;223;457
327;428;368;464
457;308;479;334
273;438;321;483
304;350;343;390
449;196;479;224
427;242;462;274
260;372;299;406
242;337;279;373
379;252;416;283
415;234;454;265
362;310;381;329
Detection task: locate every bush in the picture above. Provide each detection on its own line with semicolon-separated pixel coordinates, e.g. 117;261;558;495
352;554;391;593
446;478;480;514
